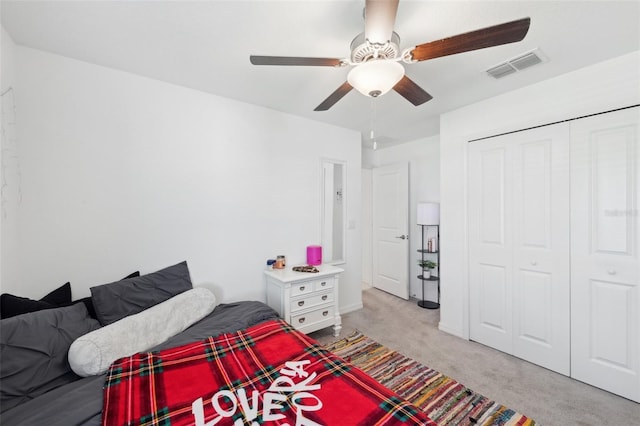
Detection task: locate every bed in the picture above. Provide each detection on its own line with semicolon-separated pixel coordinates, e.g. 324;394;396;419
0;262;433;425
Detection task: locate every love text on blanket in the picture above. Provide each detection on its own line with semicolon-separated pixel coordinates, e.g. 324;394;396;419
192;360;323;426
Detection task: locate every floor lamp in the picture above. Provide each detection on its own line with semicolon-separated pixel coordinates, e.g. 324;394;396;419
417;202;440;309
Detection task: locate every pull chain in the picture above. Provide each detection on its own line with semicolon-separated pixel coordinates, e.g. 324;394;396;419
370;97;378;150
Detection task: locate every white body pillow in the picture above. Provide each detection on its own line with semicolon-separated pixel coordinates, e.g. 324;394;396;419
68;287;216;377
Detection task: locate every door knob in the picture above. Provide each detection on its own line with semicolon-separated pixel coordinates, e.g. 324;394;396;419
395;235;408;240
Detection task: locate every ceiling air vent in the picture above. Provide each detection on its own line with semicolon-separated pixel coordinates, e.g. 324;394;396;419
486;48;548;79
487;63;517;79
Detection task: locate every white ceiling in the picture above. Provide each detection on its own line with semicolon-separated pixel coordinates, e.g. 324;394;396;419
2;1;639;148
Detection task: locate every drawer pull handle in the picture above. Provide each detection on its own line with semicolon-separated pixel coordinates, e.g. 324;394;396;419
607;269;617;275
298;317;305;323
320;281;327;286
322;311;329;317
298;301;305;307
299;286;305;291
322;295;328;301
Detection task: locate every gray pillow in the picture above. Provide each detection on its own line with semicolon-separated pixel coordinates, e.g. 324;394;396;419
0;303;101;413
90;261;193;326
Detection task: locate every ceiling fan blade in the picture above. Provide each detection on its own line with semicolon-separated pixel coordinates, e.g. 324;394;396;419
314;82;353;111
409;17;531;62
393;75;433;106
364;0;399;45
250;56;343;66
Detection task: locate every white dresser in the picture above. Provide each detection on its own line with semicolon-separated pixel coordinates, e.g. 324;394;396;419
264;265;343;337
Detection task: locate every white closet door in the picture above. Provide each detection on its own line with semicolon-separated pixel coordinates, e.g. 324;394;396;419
571;108;640;402
469;124;570;374
469;138;513;354
511;125;570;375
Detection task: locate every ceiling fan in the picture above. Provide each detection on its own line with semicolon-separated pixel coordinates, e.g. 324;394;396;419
250;0;530;111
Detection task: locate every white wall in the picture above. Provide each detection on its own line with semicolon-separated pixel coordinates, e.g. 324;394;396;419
3;45;363;314
440;50;640;338
1;27;18;289
1;27;16;92
362;136;440;299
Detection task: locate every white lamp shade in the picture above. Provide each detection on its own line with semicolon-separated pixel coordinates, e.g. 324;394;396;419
347;60;404;98
417;202;439;225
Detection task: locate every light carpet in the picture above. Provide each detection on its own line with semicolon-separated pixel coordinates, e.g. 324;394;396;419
324;331;536;426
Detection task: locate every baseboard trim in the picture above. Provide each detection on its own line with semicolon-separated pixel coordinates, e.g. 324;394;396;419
340;302;364;315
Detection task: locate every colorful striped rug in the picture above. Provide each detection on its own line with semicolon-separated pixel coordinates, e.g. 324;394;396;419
323;331;536;426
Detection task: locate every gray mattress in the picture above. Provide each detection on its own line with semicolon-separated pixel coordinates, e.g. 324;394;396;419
1;301;279;426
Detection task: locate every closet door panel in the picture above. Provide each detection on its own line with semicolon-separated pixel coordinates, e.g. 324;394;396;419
469;124;570;374
593;130;633;253
479;149;506;245
469;141;513;353
512;126;571;375
478;264;509;332
518;142;551;247
571;108;640;402
517;269;552;340
590;280;635;366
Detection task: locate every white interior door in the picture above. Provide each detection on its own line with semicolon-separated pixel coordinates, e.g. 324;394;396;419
372;163;409;299
468;124;571;374
571;108;640;402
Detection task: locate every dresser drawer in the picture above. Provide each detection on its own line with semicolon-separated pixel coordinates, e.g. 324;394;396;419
290;291;333;313
291;306;334;328
313;277;334;292
291;282;313;296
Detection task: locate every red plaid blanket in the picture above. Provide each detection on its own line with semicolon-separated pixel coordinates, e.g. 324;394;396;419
102;319;434;426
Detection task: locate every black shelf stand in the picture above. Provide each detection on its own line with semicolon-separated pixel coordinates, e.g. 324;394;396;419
417;224;440;309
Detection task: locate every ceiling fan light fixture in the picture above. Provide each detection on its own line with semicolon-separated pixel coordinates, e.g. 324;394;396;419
347;60;404;98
